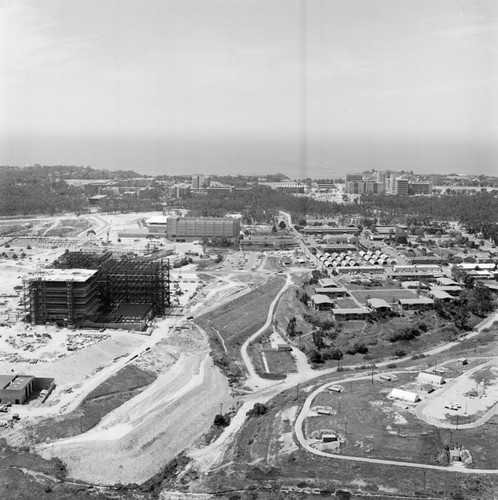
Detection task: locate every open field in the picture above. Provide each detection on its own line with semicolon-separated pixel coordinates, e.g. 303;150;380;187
194;379;498;500
196;278;286;366
305;374;448;465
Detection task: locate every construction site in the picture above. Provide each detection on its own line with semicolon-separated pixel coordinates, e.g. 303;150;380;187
23;251;171;331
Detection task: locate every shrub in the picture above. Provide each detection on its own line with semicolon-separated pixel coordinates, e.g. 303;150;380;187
247;402;268;418
394;350;406;357
346;342;368;355
308;349;323;364
214;414;230;427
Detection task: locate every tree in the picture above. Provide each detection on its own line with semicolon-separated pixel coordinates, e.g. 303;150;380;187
312;330;326;349
465;283;495;316
214;414;230;427
278;220;287;230
322;347;343;361
286;316;297;337
308;349;323;364
247;402;268;417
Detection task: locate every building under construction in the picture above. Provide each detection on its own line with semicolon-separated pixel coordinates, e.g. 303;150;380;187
23;251;170;330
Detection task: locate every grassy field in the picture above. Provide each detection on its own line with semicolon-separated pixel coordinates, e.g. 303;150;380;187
199;378;498;500
263;350;297;374
27;365;156;443
351;288;418;303
307;374;446;465
196;277;286;375
305;372;498;470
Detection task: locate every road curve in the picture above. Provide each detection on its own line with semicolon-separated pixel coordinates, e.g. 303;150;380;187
294;373;498;474
240;274;292;388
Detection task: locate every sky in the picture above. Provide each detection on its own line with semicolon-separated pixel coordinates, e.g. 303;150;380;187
0;0;497;177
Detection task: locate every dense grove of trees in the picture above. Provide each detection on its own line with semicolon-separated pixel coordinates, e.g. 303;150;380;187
0;165;145;216
2;166;498;244
361;191;498;243
184;185;358;223
0;168;89;215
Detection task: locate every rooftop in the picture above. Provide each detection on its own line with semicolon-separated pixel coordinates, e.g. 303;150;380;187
310;294;333;305
398;298;434;305
367;298;392;309
0;374;34;391
332;307;370;315
26;269;98;283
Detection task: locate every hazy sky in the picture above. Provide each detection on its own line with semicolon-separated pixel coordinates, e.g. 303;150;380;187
1;0;497;175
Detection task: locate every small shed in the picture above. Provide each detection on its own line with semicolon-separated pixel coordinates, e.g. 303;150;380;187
322;433;338;443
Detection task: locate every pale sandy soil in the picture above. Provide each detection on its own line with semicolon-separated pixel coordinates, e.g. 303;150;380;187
417;358;498;426
36;325;233;485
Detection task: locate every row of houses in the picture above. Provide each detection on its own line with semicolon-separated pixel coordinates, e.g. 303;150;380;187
310;295;436;319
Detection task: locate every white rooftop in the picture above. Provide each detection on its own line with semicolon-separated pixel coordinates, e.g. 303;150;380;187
26;269;98;283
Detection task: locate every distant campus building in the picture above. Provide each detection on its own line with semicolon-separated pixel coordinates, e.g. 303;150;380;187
147;216;240;241
345;171;432;196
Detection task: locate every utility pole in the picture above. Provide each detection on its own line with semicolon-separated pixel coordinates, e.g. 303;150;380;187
456;414;459;431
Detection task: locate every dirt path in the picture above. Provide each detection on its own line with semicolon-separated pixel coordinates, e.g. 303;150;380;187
240;274;291;388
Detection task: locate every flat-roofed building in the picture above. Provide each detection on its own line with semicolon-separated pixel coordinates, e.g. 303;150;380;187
303;225;359;235
313;287;348;297
430;289;454;301
332;266;385;275
332;307;370;320
311;294;334;310
367;298;392;311
437;277;458;286
318;278;339;288
394;178;409;195
0;374;35;404
24;269;100;326
409;182;433;195
398;297;434;310
147;216;240;241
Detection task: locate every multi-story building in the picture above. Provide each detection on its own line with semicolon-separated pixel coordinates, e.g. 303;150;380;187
191;175;210;190
394;178;409;195
410;182;433;195
345;180;365;194
147;216;240;241
24;269;100;326
168;182;191;199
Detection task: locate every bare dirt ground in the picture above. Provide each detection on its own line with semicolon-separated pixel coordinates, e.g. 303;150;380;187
35;324;233;485
416;358;498;428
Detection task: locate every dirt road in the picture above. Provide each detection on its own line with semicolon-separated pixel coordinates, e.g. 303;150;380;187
36;326;232;485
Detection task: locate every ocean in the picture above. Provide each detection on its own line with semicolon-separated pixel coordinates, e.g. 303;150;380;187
3;135;497;179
